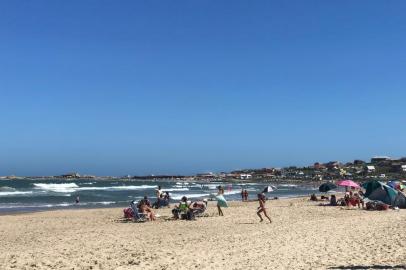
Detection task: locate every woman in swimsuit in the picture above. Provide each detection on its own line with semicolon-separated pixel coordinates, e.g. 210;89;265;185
257;193;272;223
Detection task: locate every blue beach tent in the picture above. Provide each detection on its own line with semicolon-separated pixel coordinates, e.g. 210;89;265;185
362;180;406;208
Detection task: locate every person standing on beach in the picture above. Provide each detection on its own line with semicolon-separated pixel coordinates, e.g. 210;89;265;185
216;185;226;216
244;189;248;201
241;188;245;202
156;186;162;199
257;193;272;223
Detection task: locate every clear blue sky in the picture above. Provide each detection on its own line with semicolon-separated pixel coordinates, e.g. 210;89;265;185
1;1;405;176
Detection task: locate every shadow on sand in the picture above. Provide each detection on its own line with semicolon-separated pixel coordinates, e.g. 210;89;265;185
329;265;406;269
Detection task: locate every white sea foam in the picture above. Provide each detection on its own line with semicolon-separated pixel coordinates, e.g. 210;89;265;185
236;183;259;186
34;183;79;193
0;191;33;196
204;184;220;190
171;193;210;200
77;185;157;191
33;183;157;193
93;201;115;205
162;188;189;192
278;184;298;188
224;190;242;195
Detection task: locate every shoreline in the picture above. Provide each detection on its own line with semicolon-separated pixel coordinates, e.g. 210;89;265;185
0;193;316;216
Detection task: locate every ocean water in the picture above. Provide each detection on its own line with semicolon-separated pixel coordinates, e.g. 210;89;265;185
0;179;320;213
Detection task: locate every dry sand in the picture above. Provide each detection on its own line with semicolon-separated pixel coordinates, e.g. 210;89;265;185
1;198;406;270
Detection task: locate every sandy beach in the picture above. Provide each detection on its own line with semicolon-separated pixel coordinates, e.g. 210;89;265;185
1;198;406;270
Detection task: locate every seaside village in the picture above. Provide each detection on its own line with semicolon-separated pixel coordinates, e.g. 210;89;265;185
2;155;404;182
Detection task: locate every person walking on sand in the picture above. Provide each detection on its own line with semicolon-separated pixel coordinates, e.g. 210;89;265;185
257;193;272;223
216;185;227;216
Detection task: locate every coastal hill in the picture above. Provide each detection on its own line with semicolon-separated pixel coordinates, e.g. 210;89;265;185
2;156;405;182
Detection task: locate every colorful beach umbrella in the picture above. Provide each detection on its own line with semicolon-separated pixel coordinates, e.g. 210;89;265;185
318;182;337;192
336;180;360;188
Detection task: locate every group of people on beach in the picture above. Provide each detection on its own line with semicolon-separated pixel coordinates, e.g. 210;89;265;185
311;190;365;209
124;186;169;221
124;184;273;223
152;186;170;208
240;189;249;201
171;196;208;220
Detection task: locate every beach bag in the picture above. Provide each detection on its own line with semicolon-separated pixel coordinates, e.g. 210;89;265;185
366;201;389;211
123;207;134;219
376;202;389;211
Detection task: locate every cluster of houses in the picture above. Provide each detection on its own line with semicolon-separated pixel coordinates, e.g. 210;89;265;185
192;156;406;182
2;156;405;182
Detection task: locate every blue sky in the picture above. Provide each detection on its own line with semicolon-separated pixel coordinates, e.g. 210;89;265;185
0;1;405;176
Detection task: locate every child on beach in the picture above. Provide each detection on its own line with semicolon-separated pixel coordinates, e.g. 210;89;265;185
257;193;272;223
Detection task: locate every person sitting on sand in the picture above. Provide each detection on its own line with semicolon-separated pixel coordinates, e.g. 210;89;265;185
310;194;318;201
138;199;156;221
152;192;170;209
350;193;365;209
164;191;170;201
330;194;337;206
130;200;146;220
138;196;151;208
189;199;208;216
172;196;189;220
257;193;272;223
344;192;351;207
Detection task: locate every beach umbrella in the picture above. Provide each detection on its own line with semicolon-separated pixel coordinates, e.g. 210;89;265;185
337;180;360;188
263;185;276;193
318;182;337;192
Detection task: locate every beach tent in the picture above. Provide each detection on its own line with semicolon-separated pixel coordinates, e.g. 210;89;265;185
362;180;406;208
387;180;405;191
